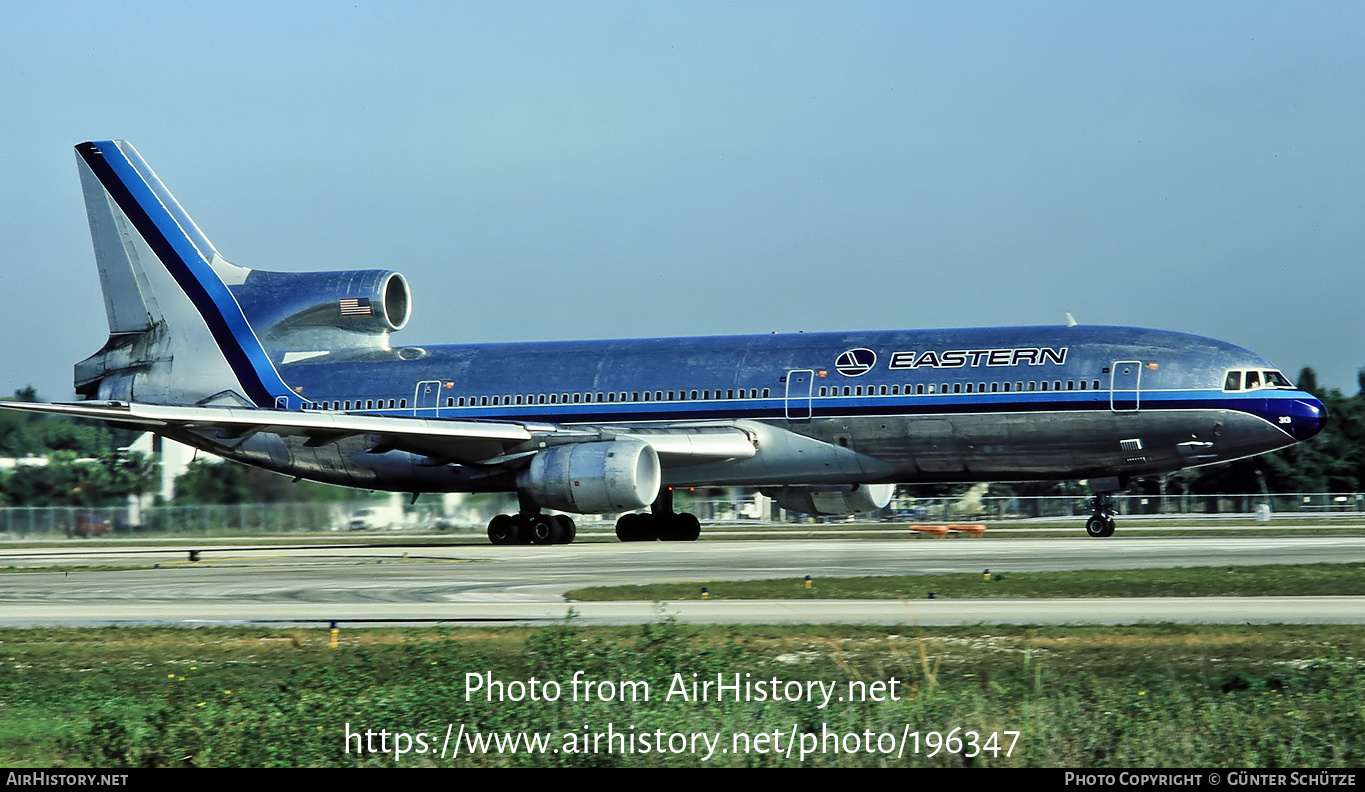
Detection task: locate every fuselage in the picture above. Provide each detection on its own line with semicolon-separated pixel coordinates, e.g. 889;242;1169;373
257;324;1325;490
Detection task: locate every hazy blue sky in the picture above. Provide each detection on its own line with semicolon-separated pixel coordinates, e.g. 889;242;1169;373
1;1;1361;399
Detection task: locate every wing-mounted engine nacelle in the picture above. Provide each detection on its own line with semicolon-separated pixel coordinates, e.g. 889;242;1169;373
761;483;894;516
229;269;412;350
517;439;662;514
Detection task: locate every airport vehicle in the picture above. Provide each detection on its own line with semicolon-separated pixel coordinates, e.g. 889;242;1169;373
0;141;1327;543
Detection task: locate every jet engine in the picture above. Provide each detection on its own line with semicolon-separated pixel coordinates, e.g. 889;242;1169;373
761;483;894;516
518;439;662;514
229;269;412;348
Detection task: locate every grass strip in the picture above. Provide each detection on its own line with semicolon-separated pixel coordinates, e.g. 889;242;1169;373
2;623;1363;767
564;562;1365;601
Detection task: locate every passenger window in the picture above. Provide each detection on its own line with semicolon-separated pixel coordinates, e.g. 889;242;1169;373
1040;381;1048;391
953;383;962;394
916;384;924;395
1027;382;1036;392
892;385;899;395
991;383;999;393
1003;382;1011;392
965;383;973;393
927;384;936;394
1054;381;1061;391
1067;381;1074;391
762;388;770;398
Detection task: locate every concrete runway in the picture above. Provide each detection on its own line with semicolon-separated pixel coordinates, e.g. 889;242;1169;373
2;534;1364;626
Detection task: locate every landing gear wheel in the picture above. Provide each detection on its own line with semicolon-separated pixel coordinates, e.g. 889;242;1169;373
616;513;657;542
553;515;576;544
1085;515;1116;538
528;513;560;545
660;512;700;541
488;514;519;545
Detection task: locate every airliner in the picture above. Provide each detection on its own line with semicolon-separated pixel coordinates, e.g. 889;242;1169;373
1;141;1327;543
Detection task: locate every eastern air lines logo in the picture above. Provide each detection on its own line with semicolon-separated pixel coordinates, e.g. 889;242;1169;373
835;348;877;377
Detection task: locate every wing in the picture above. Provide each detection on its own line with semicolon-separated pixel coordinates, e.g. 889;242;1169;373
0;401;757;467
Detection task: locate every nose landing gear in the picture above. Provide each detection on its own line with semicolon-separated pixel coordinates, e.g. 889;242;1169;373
1085;492;1116;537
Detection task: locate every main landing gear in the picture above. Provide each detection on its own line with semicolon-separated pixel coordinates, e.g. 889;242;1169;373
488;494;577;545
615;488;701;542
1085;492;1116;538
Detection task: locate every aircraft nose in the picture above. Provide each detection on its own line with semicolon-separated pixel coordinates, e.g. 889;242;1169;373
1287;396;1327;441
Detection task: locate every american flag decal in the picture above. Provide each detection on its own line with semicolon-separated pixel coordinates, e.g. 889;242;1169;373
339;297;372;317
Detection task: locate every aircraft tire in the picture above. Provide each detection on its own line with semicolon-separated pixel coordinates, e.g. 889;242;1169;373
553;515;576;544
488;514;520;545
660;513;700;541
616;513;657;542
1101;516;1116;537
529;513;559;545
1085;515;1115;538
614;513;636;542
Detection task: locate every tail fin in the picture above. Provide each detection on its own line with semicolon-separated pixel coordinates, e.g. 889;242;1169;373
74;141;302;409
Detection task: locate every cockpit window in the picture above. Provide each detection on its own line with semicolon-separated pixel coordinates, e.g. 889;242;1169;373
1223;368;1295;392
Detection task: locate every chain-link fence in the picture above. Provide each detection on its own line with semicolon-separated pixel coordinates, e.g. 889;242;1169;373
2;492;1361;539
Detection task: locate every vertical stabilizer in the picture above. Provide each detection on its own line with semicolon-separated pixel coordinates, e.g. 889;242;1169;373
73;140;301;409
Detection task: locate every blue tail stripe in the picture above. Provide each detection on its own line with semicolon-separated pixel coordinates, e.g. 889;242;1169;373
117;143;220;263
77;141;297;409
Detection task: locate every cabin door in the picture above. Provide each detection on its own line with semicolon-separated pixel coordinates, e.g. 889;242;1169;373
1109;361;1142;412
785;369;813;420
415;380;442;416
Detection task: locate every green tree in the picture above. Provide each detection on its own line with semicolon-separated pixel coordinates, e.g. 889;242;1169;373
1297;366;1319;395
0;451;158;507
0;387;114;457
